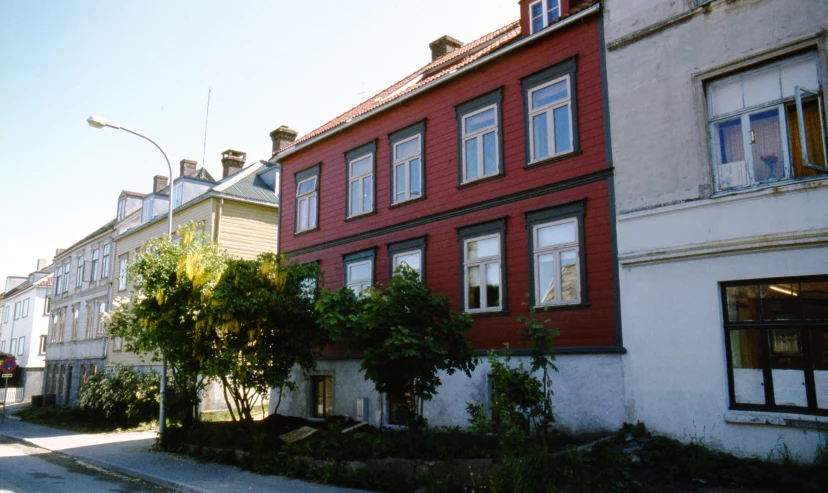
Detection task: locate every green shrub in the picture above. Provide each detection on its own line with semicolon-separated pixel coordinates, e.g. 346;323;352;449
78;364;159;425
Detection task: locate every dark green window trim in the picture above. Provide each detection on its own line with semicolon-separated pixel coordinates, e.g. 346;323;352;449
344;140;377;220
520;56;579;168
457;217;508;313
294;163;321;235
342;248;376;289
524;199;588;308
387;235;427;282
388;120;426;207
455;88;505;187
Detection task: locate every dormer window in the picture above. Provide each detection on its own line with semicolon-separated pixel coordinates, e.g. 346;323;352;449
173;183;183;209
141;200;153;223
529;0;560;34
117;198;126;221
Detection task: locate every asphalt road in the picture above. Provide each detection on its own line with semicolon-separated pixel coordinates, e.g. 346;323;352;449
0;436;173;493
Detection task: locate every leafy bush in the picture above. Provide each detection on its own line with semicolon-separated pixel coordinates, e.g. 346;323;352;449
78;364;159;425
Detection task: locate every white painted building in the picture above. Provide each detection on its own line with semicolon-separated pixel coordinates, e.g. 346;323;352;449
603;0;827;460
0;260;54;401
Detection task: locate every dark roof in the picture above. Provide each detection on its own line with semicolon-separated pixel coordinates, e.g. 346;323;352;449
58;219;116;256
279;0;599;153
218;162;279;204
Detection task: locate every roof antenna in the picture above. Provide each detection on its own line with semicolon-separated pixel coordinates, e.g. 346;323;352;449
357;82;366;102
202;87;211;169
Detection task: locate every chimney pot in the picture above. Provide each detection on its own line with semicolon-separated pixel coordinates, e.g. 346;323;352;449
221;149;246;178
270;126;298;155
153;175;169;194
429;35;463;61
179;159;198;177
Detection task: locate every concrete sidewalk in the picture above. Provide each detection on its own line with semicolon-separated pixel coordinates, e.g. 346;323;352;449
0;417;371;493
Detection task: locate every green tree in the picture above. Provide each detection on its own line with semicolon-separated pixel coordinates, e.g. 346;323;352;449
106;222;228;429
205;253;325;432
78;364;160;425
316;265;476;432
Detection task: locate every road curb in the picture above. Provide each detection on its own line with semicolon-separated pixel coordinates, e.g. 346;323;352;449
0;430;212;493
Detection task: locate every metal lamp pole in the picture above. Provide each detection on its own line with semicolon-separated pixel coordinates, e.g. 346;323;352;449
86;116;172;436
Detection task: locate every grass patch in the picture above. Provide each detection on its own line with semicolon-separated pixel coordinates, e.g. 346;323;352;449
15;406;155;434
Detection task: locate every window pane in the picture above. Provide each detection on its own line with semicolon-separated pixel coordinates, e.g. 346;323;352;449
395;252;421;273
716;118;745;165
349;262;371;282
810;329;828;409
742;66;781;108
531;80;567;109
781;57;819;98
538;253;555;303
409;158;421;196
468;265;481;309
800;282;828;320
465;108;495;134
710;77;743;117
309;195;317;229
749;108;784;182
770;329;807;407
350;180;360;216
560;250;577;301
554;105;571;154
547;2;560;23
483;131;497;176
395;163;406;201
486;263;500;308
537;222;575;247
468;237;498;260
298;199;308;230
298;178;316;195
362;175;373;212
532;113;549;160
351;156;372;177
395;136;420;161
726;285;760;322
465;138;479;181
729;330;765;405
760;283;801;320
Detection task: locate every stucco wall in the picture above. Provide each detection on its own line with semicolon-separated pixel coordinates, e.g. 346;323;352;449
272;354;625;435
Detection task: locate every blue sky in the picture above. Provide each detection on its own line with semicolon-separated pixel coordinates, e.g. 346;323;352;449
0;0;517;285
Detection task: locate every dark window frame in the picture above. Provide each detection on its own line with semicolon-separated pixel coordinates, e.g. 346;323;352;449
721;275;828;416
455;88;505;188
294;163;321;235
387;236;427;282
520;56;579;169
310;374;333;419
344;140;378;220
388;120;426;207
456;217;508;315
524;199;588;308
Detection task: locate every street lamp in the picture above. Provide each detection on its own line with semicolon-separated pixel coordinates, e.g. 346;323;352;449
87;115;172;436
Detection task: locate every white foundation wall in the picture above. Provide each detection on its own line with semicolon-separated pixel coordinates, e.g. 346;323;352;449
619;208;828;461
271;353;625;435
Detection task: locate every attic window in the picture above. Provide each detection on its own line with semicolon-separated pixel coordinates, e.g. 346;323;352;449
530;0;560;34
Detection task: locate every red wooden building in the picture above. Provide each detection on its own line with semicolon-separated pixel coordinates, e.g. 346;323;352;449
270;0;624;432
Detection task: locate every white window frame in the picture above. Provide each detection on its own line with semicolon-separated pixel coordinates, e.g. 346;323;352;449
461;104;500;183
118;256;128;291
76;255;84;287
346;259;373;296
463;233;503;313
529;0;561;34
392;134;423;204
1;340;5;353
117;198;126;221
527;75;573;163
97;302;107;337
101;244;111;279
348;153;374;218
13;302;20;320
392;249;423;280
296;176;318;232
39;335;46;354
63;261;71;293
532;218;581;307
172;182;184;209
141;200;153;223
2;306;7;323
10;338;17;356
91;248;100;280
17;336;24;356
22;298;29;318
707;54;827;191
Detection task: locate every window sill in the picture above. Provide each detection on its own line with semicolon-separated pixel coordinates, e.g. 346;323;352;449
469;309;510;318
389;195;426;210
724;410;828;430
534;302;590;312
458;172;505;190
525;150;582;170
294;226;320;238
712;174;828;200
345;210;377;223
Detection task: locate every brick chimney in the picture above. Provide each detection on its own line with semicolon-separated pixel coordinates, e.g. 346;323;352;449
153;175;169;193
221;149;246;178
270;126;298;155
429;35;463;61
180;159;197;177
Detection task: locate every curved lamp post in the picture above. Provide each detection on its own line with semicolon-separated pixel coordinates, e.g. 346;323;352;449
86;115;171;436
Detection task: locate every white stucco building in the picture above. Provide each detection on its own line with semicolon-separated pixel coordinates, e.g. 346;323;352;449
0;260;54;401
604;0;827;460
